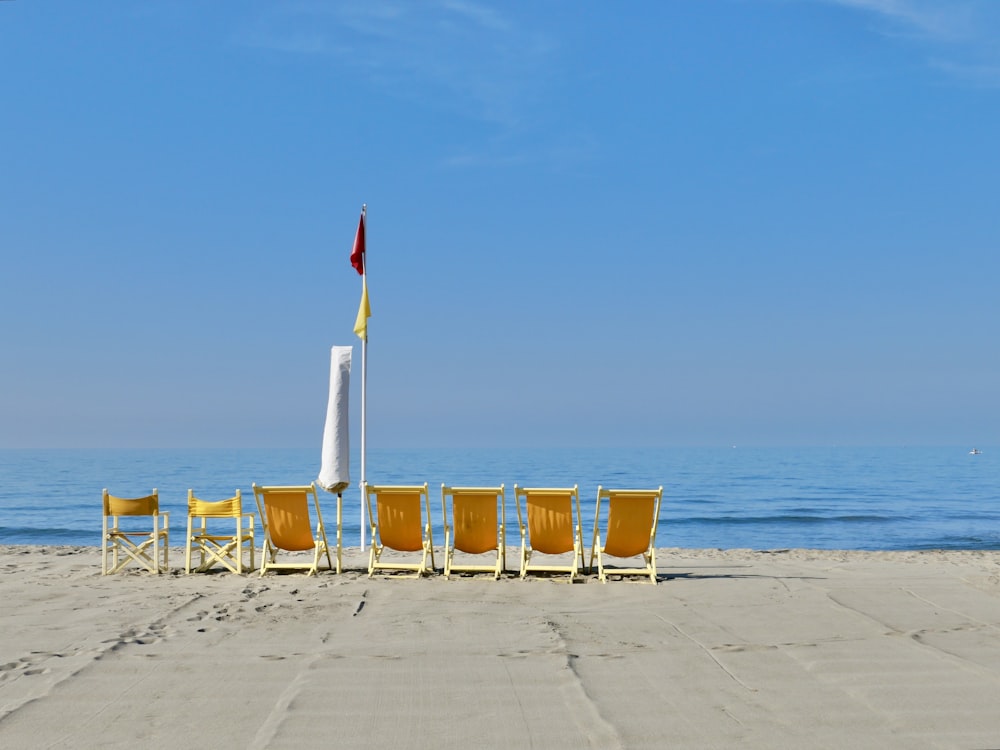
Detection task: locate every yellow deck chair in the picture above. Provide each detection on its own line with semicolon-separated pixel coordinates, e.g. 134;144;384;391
514;485;584;581
185;489;255;574
590;486;664;584
365;483;435;577
441;484;506;579
252;483;338;576
102;489;169;575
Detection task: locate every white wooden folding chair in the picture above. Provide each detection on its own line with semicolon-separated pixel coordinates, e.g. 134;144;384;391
102;489;169;574
185;489;255;574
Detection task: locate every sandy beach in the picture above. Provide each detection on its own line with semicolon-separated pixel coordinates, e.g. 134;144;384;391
2;546;999;749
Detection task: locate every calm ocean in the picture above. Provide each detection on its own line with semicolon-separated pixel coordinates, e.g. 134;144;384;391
1;447;998;551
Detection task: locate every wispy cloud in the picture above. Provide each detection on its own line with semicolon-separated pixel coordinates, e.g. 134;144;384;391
818;0;1000;85
822;0;975;40
930;59;1000;89
441;131;598;170
233;1;573;168
438;0;513;33
236;1;555;127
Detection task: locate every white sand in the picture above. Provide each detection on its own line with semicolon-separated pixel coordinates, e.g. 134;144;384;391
2;546;999;749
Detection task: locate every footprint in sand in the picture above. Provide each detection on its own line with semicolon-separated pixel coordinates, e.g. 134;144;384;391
243;587;259;599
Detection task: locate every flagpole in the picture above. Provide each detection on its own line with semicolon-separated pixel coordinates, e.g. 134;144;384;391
359;204;368;552
350;203;370;551
360;331;367;550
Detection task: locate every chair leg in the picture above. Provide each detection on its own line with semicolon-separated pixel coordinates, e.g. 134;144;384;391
153;528;160;574
160;526;168;573
419;538;430;576
258;541;270;576
335;493;343;574
247;524;255;572
589;532;600;575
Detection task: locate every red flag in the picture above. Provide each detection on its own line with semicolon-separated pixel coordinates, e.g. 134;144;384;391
350;212;365;275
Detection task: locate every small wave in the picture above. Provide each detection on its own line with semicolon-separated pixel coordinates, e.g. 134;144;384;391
0;526;91;544
670;514;897;526
906;538;1000;552
933;511;1000;521
834;514;901;522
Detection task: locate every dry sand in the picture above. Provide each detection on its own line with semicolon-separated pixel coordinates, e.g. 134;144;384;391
2;545;999;749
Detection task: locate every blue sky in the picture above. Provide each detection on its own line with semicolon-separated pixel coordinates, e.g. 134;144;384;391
2;0;998;450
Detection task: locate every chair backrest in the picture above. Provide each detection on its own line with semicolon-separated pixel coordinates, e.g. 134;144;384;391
518;487;579;555
188;489;242;518
254;485;317;552
371;486;427;552
104;489;159;517
445;487;503;554
602;489;662;558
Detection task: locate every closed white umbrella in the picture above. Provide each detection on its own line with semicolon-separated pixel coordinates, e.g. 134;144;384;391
318;345;352;494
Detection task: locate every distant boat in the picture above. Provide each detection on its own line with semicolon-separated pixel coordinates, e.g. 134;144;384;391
969;448;982;455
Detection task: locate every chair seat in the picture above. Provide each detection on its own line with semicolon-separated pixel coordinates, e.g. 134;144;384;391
365;483;435;577
253;483;339;576
514;485;584;581
590;487;664;584
442;485;506;579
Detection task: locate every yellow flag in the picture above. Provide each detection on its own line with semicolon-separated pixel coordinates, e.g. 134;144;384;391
354;276;370;340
